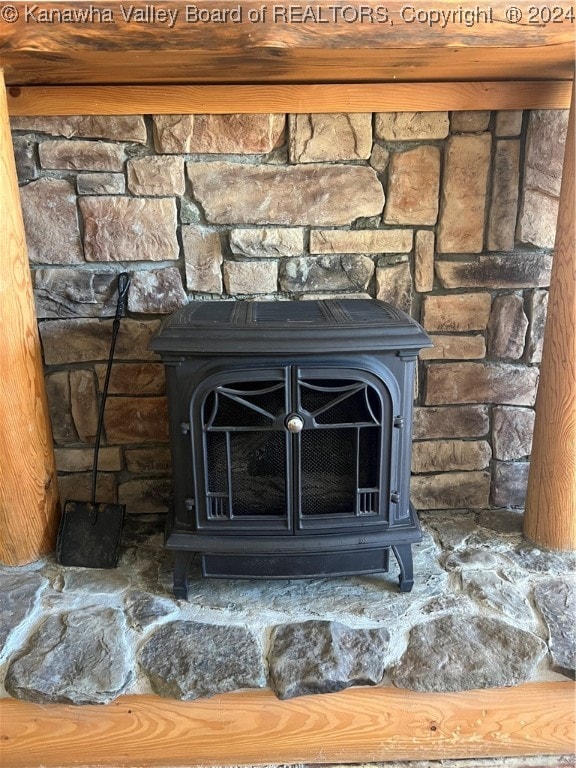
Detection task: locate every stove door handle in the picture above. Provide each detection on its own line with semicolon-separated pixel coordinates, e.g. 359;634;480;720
285;414;304;433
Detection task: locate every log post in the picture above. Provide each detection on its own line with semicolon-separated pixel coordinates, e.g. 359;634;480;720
0;70;60;565
524;78;576;550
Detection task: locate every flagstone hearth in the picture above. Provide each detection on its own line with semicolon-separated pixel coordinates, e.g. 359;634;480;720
0;511;574;706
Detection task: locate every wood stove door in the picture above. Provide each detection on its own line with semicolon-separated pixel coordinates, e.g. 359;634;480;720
192;367;293;532
295;368;394;531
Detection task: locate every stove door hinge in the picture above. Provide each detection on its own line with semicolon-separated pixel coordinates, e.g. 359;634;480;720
180;422;191;435
393;416;404;428
184;498;195;511
390;492;400;503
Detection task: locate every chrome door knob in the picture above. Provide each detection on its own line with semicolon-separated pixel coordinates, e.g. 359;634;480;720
286;414;304;433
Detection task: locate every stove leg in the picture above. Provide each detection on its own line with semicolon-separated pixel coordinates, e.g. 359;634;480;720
173;551;193;600
392;544;414;593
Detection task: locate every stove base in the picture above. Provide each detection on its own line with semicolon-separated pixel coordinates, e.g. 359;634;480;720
168;504;420;600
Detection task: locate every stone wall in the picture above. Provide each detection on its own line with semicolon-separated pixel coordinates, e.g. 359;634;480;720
10;109;568;514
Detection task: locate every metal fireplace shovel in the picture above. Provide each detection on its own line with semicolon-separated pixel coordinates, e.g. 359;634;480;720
56;272;131;569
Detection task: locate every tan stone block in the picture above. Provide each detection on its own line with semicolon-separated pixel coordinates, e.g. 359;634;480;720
492;462;530;508
128;268;187;314
492;406;535;460
487;294;528;359
125;447;172;473
375;262;412;312
80;197;179;262
384;146;440;225
289;114;372;162
186;162;384;225
70;369;99;443
413;405;489;439
104;397;169;444
419;335;486;361
310;229;412;254
414;230;435;293
488;140;520;252
153;114;285;154
370;144;390;172
182;227;223;294
375;112;449;140
495;111;523;137
281;256;373;293
45;372;78;445
411;471;490;510
55;447;123;473
425;363;539;406
40;318;161;364
95;363;165;395
527;289;548;363
57;473;117;505
450;111;490;132
230;228;305;258
437;134;491;253
39;140;125;171
412;440;491;473
224;261;278;295
118;478;172;514
422;293;491;332
127;156;185;196
517;189;559;249
11;115;147;143
435;253;552;290
524;110;569;197
20;178;83;264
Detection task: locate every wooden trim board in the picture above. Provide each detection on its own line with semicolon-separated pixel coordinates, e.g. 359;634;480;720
1;683;574;767
6;81;573;116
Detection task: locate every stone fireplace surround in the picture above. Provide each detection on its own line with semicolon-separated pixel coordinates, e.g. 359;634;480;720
9;108;569;519
2;108;574;708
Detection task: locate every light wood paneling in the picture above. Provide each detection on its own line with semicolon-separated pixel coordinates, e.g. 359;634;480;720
0;71;59;565
1;684;574;767
6;81;573;116
525;79;576;549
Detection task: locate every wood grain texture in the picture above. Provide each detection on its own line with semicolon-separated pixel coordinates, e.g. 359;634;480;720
0;71;59;565
6;81;574;116
2;46;575;87
0;1;574;86
1;684;574;767
525;78;576;550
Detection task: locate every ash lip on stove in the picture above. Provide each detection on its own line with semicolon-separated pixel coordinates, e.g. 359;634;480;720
150;299;432;600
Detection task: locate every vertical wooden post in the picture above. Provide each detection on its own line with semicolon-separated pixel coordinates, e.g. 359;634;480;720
0;70;60;565
524;78;576;551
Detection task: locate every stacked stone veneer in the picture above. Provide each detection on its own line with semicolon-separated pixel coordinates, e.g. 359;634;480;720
10;109;568;515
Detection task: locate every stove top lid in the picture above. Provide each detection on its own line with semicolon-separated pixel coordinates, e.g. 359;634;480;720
150;299;432;356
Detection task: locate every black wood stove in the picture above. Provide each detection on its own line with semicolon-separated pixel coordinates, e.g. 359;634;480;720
150;299;431;599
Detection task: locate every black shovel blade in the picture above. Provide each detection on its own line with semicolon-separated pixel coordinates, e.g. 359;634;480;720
56;501;126;569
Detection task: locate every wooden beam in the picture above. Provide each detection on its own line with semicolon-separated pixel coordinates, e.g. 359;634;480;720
524;77;576;550
6;81;574;116
0;70;59;565
0;1;574;85
1;683;574;767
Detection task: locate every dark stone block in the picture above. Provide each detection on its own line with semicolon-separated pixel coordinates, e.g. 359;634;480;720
392;614;546;692
139;621;266;700
5;608;133;704
268;620;389;699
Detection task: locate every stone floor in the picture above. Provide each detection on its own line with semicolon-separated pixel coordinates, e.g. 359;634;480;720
0;510;574;705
